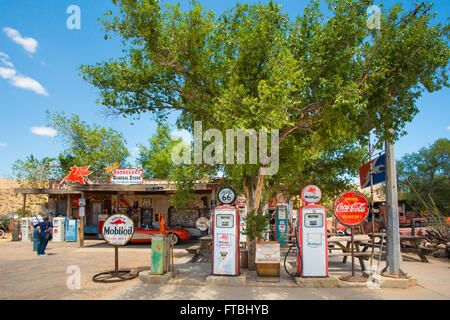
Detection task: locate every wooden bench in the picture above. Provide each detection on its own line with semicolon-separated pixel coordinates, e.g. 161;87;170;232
185;244;200;255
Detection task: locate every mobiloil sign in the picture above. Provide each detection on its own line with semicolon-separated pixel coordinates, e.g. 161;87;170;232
102;214;134;246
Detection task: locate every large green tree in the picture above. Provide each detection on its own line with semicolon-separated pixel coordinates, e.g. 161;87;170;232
136;123;182;178
398;138;450;215
81;0;449;209
48;111;130;179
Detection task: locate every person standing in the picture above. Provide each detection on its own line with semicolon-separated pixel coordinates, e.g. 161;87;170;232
31;214;44;252
34;216;53;256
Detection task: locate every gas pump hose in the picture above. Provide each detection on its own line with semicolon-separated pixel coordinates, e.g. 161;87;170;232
284;226;302;278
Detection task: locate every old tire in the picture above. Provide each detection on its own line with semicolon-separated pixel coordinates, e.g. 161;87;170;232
0;229;5;239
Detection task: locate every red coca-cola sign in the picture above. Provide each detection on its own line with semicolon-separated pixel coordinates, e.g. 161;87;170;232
333;191;369;226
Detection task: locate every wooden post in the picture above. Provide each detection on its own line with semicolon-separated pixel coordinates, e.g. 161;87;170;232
67;195;71;219
385;138;401;275
351;226;355;276
114;246;119;274
79;193;85;248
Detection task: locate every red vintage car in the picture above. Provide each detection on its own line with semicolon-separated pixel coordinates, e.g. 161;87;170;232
130;226;190;245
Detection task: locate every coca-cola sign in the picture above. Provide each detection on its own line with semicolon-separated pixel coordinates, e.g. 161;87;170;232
333;191;369;226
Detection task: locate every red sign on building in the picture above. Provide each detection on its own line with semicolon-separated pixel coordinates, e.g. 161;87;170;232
333;191;369;226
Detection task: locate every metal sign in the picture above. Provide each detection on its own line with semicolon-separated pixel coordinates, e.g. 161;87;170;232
78;198;86;207
62;166;92;185
217;187;236;205
105;162;121;174
111;169;144;185
301;185;322;204
102;214;134;246
79;206;85;217
333;191;370;227
196;217;209;231
359;153;386;188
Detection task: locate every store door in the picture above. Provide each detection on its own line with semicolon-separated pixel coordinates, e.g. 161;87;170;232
86;201;102;234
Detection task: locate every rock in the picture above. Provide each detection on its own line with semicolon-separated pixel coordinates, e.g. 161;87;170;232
425;242;434;248
436;244;446;249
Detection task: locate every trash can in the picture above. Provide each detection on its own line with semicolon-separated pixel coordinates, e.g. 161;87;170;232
151;234;170;275
240;248;249;269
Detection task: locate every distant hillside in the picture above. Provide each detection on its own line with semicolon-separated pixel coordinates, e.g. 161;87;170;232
0;179;47;217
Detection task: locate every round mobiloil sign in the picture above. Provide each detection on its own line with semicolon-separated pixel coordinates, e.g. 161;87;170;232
103;214;134;246
333;191;369;227
301;185;322;204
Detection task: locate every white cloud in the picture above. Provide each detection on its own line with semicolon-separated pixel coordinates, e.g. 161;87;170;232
3;27;38;54
0;52;14;68
0;66;48;96
0;67;16;79
447;126;450;130
0;142;7;147
30;126;57;137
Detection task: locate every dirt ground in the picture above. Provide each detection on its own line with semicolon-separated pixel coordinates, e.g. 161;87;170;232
0;235;190;300
0;235;449;300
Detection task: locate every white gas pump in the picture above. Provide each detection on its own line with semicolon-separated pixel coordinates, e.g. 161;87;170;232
52;217;66;242
21;218;31;241
284;185;328;278
212;205;240;276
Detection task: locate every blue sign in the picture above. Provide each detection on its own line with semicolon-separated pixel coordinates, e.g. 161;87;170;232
359;153;386;188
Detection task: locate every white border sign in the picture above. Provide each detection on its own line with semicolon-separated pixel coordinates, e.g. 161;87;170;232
102;214;134;246
111;169;144;185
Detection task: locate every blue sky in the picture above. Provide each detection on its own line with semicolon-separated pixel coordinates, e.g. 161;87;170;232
0;0;448;178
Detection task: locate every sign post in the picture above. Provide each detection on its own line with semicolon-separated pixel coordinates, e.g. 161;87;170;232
333;191;369;282
92;214;137;283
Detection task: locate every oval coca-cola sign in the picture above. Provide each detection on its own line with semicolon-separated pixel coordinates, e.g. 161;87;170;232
333;191;369;226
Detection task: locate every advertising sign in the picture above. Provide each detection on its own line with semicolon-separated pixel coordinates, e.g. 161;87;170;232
333;191;369;226
102;214;134;246
301;185;322;204
62;166;92;185
256;242;281;264
105;162;120;174
111;169;143;185
217;187;236;205
359;153;386;188
196;217;209;231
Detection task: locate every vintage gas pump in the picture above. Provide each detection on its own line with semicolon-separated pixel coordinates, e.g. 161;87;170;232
236;194;247;247
212;187;240;276
275;201;288;246
297;185;328;277
284;185;328;277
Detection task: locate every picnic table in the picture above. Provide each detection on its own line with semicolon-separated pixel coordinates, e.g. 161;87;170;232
367;233;429;263
327;235;372;271
185;235;212;262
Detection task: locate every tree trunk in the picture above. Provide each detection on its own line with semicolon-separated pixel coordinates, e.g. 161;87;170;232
246;168;265;270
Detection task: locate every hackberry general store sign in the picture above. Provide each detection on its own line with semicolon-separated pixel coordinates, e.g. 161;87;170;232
111;169;144;185
103;214;134;246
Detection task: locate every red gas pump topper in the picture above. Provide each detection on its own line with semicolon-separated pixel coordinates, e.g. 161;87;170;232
296;185;328;277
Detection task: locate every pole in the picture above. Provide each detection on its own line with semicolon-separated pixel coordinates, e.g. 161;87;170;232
385;137;401;275
369;133;375;268
79;193;85;248
114;246;119;274
351;226;355;276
